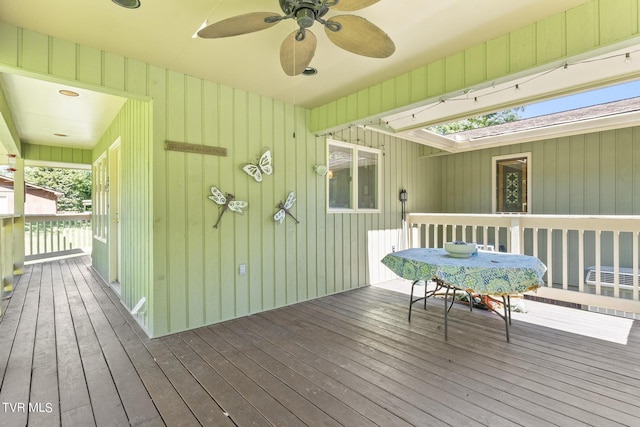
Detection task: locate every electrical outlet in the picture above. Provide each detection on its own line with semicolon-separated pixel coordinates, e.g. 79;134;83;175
391;245;396;252
239;264;247;276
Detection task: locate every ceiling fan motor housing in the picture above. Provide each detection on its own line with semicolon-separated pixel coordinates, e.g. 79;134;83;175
296;9;316;28
280;0;330;22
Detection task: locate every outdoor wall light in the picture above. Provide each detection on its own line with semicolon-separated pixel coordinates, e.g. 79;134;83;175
399;189;408;221
313;164;328;176
112;0;141;9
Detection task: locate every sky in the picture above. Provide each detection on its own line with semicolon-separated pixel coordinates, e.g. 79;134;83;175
520;80;640;118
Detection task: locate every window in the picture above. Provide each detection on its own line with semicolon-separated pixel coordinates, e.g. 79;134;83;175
492;153;531;214
327;139;380;212
93;153;108;241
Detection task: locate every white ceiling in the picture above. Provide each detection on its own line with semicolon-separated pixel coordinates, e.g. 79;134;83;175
0;74;126;149
0;0;620;153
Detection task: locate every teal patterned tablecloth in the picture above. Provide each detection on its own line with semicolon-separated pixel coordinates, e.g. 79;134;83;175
381;248;546;295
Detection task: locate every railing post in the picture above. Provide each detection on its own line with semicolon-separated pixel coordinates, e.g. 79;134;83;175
510;217;521;254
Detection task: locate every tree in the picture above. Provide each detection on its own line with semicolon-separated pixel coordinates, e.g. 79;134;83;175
24;167;92;213
428;107;525;135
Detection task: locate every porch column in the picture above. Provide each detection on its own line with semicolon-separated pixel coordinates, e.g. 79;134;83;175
12;157;24;275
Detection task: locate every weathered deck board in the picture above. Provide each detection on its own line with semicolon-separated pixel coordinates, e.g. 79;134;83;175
29;262;60;427
325;287;640;425
68;254;161;425
0;256;639;427
0;263;41;427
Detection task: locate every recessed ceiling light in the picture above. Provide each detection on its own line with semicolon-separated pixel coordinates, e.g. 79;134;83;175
112;0;141;9
59;89;79;97
54;133;68;137
303;67;318;76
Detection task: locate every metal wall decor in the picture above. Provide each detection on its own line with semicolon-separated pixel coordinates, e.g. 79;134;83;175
242;149;273;182
208;186;248;229
274;191;299;225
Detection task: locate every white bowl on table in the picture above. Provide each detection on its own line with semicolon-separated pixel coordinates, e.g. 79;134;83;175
444;241;477;258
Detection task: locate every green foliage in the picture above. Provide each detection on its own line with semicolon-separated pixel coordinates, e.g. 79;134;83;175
428;107;525;135
24;167;92;213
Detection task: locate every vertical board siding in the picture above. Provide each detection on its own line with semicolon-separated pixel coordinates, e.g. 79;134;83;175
202;81;222;325
165;70;188;333
21;143;92;166
142;69;426;335
309;0;640;133
438;126;640;216
50;38;76;80
91;98;153;335
185;76;205;328
20;30;48;74
149;65;167;335
599;0;637;44
566;2;599;55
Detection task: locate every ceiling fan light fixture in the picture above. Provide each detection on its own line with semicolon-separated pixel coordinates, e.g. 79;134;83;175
112;0;141;9
59;89;79;97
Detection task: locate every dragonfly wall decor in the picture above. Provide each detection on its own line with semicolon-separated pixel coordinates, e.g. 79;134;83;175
208;186;248;229
242;149;273;182
274;191;299;224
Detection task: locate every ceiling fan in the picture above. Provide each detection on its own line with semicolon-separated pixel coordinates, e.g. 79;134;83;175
197;0;395;76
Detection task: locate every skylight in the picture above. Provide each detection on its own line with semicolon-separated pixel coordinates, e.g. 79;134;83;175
429;79;640;137
520;79;640;119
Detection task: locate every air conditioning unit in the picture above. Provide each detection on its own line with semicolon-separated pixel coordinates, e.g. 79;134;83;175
585;266;638;290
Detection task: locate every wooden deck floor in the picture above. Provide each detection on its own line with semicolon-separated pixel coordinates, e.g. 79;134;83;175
1;256;640;426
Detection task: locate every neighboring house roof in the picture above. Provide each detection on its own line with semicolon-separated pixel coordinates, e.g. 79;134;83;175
0;176;64;199
450;96;640;140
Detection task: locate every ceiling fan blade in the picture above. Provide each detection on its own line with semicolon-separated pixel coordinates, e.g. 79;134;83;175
197;12;281;38
280;30;317;76
331;0;380;11
325;15;395;58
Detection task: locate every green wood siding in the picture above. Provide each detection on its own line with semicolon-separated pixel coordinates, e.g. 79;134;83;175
21;143;92;165
437;127;640;215
91;98;153;334
309;0;640;132
0;22;437;337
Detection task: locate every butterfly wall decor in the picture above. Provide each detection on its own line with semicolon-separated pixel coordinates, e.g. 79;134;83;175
208;186;248;229
274;191;299;225
242;149;273;182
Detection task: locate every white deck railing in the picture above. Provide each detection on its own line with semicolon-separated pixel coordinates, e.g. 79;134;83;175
24;213;92;260
405;213;640;316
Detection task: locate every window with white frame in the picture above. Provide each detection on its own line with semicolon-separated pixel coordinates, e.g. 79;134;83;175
93;154;108;241
327;139;380;212
492;152;531;214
